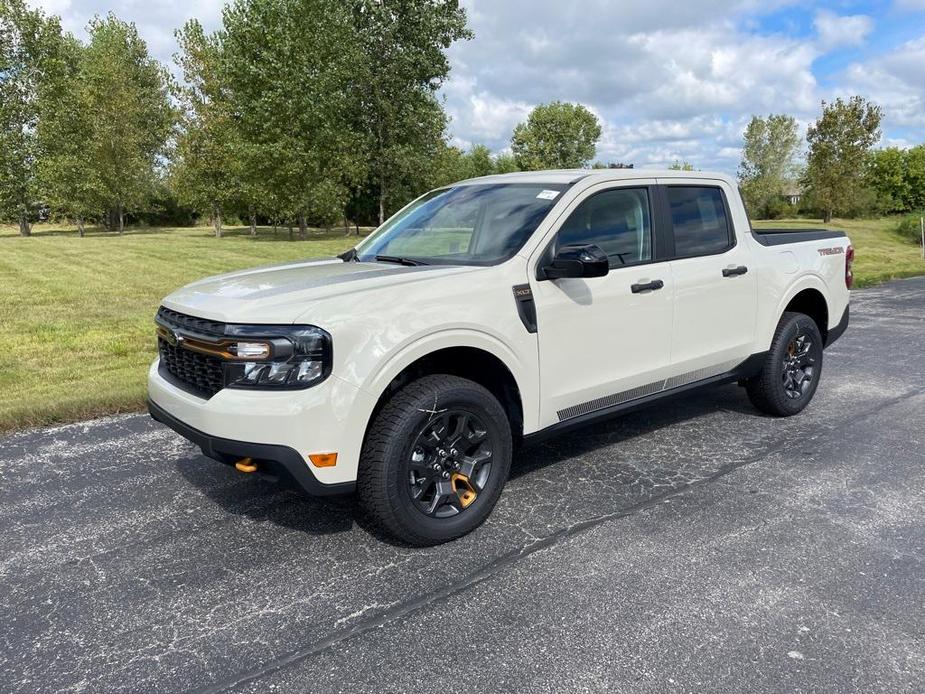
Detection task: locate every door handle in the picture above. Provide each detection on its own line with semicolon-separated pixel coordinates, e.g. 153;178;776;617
722;265;748;277
630;279;664;294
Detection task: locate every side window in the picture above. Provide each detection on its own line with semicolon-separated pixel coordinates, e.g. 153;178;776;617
667;186;732;257
556;188;652;267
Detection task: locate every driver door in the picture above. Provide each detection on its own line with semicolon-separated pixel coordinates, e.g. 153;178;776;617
530;181;674;428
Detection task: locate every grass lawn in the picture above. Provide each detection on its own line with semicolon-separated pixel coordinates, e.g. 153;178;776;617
1;216;922;434
0;223;368;433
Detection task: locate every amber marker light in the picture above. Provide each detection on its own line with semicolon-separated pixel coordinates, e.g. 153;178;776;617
309;452;338;467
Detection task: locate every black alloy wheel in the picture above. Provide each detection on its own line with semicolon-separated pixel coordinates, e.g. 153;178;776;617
782;333;816;400
407;409;493;518
358;375;512;546
746;311;824;416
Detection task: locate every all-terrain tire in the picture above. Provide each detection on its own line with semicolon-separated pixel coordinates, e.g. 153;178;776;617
746;311;824;416
358;374;512;546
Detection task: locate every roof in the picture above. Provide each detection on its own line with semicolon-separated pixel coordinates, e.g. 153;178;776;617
456;168;735;186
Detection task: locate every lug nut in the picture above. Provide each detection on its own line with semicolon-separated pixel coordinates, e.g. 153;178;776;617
442;471;450;479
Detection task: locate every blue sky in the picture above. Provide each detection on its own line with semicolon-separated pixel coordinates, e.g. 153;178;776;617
31;0;925;174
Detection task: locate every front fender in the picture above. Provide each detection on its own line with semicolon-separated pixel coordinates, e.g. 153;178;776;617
358;327;536;428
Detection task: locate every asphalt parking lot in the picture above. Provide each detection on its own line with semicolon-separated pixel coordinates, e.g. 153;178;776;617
2;277;924;693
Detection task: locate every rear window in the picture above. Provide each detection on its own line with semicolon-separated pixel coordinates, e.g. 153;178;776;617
667;187;732;257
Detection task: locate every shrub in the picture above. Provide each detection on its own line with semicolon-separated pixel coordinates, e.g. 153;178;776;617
896;212;925;244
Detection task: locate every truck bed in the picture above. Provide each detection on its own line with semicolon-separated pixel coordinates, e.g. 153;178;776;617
752;228;846;247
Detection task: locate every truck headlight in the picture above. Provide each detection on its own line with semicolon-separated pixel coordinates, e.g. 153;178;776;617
223;326;332;390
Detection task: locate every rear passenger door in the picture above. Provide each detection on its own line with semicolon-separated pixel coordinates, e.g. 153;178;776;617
661;181;757;375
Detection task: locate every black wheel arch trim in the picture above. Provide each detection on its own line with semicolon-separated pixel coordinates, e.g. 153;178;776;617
824;305;849;348
147;399;355;496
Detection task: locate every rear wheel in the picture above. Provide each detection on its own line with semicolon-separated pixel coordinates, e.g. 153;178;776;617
358;374;512;545
746;311;824;416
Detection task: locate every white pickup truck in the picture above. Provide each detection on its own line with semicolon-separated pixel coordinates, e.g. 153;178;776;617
148;169;852;544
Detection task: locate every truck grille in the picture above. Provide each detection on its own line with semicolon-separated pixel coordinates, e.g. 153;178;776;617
158;338;225;397
157;306;226;337
156;307;226;397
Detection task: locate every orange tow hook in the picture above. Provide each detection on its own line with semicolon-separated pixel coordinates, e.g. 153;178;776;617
234;457;258;473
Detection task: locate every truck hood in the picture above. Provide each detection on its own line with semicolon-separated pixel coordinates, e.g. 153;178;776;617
161;257;480;323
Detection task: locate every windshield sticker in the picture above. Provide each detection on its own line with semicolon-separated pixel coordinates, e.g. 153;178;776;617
536;190;560;200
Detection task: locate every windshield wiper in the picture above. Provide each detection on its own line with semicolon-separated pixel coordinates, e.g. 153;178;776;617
338;248;359;262
374;255;428;266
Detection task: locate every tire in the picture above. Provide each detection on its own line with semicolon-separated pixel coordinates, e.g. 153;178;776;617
746;311;824;417
358;374;512;546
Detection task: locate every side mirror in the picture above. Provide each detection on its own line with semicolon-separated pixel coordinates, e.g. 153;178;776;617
539;243;609;280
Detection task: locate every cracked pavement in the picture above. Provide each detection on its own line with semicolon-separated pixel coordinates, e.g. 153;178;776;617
2;277;924;693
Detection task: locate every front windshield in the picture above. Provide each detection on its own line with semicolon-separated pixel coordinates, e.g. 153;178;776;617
355;183;568;265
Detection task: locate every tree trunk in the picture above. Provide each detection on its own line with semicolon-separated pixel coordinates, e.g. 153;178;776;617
298;213;307;239
344;216;350;237
76;216;85;238
212;204;222;238
355;221;360;236
117;203;124;234
378;184;386;226
823;209;832;224
18;211;31;237
288;224;294;241
273;221;278;235
249;212;257;236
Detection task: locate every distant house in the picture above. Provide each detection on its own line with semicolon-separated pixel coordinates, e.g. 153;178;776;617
782;185;802;206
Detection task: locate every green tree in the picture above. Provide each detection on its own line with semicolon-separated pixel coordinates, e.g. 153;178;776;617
511;101;601;170
592;161;634;169
867;147;909;213
737;114;800;219
36;32;103;236
352;0;471;222
493;152;519;174
221;0;366;237
803;96;882;223
906;145;925;211
78;15;174;232
668;160;695;171
0;0;62;235
460;144;494;179
171;19;242;238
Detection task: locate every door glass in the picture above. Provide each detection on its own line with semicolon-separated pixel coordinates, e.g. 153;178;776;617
667;187;731;257
556;188;651;267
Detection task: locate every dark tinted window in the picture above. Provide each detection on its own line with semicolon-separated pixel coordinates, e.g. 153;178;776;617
667;187;731;257
557;188;651;267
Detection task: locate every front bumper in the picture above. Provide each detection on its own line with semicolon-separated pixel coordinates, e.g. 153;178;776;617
148;399;354;495
147;359;374;493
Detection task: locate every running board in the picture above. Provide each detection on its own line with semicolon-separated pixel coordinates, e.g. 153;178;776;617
556;358;743;421
524;352;767;446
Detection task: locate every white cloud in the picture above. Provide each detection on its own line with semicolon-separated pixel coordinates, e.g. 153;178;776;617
894;0;925;11
839;36;925;128
443;0;825;171
813;10;874;50
25;0;925;174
